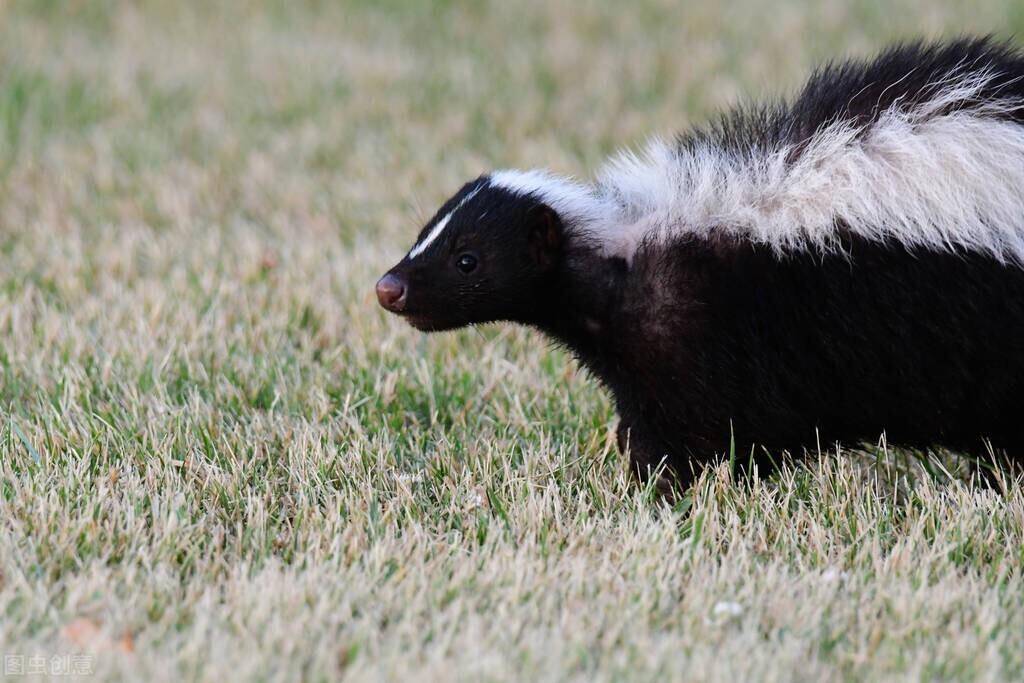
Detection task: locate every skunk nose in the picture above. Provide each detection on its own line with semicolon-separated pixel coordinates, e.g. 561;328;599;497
376;273;407;312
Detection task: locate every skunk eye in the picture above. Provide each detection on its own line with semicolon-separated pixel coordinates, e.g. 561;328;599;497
455;253;478;274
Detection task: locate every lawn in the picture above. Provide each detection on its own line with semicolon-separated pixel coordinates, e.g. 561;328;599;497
2;1;1024;680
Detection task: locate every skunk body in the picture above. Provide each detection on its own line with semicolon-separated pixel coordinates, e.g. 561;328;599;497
378;38;1024;488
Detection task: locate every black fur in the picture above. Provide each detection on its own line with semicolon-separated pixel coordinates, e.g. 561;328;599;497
380;38;1024;490
682;37;1024;160
391;181;563;331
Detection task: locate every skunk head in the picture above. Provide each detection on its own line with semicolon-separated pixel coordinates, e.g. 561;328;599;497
376;176;565;332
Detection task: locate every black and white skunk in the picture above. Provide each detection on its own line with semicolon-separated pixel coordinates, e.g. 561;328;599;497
377;38;1024;489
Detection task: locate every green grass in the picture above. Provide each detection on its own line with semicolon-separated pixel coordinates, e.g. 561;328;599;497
1;0;1024;680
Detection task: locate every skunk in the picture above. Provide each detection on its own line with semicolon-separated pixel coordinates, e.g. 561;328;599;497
377;38;1024;490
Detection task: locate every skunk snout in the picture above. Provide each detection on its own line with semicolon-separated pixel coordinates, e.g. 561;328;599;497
376;273;408;312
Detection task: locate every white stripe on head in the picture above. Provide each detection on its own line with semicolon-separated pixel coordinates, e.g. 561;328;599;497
489;169;610;229
408;185;483;259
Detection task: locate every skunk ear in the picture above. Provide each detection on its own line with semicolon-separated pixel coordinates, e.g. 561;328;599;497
527;204;563;270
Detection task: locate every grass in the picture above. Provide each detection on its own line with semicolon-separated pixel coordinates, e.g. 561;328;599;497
1;0;1024;680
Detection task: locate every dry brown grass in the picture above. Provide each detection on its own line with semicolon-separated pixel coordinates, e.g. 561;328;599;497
1;1;1023;680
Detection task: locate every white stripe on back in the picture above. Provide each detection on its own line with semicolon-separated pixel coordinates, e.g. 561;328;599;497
487;71;1024;265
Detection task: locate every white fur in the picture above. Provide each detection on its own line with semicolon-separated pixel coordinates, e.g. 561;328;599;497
502;69;1024;264
409;185;483;259
488;169;613;228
